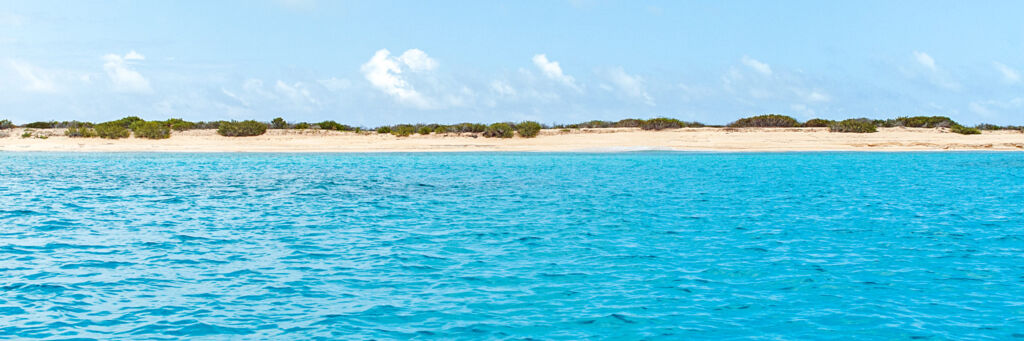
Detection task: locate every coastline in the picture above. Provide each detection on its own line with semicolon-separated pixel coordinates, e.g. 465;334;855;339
1;127;1022;153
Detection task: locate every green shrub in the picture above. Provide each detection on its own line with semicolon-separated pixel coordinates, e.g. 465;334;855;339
951;124;981;135
165;118;195;131
271;117;287;129
94;122;130;139
433;126;448;134
802;118;833;127
418;125;433;135
614;118;644;128
293;122;311;129
217;120;267;137
131;121;171;139
376;126;391;134
729;114;800;127
892;116;956;128
21;130;34;138
108;116;144;128
0;119;13;129
516;121;542;137
640;117;687;130
23;121;55;129
828;119;877;133
484;123;514;138
391;125;416;137
317;120;353;131
65;126;97;138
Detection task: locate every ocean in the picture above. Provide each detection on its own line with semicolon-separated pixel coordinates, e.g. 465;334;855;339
1;152;1023;339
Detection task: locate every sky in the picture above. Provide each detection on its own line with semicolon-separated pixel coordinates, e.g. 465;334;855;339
1;0;1023;126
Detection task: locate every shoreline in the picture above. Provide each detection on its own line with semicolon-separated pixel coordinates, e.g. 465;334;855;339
2;127;1022;153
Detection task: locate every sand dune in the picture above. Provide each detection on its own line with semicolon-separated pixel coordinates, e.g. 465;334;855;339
1;127;1022;152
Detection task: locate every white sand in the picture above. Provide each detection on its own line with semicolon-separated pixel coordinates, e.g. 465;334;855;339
1;127;1022;152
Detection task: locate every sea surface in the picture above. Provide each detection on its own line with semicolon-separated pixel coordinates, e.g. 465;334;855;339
1;152;1023;339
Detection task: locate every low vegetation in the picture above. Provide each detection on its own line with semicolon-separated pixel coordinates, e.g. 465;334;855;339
217;120;268;137
729;114;801;128
829;119;877;133
2;114;1016;141
131;121;171;139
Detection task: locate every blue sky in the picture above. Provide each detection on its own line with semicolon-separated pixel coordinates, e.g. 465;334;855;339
1;1;1022;125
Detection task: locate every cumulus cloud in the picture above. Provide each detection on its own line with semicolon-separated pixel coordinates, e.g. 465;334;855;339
275;80;317;106
532;54;579;90
993;62;1020;84
741;56;772;76
490;80;517;97
605;67;653;105
910;51;959;90
913;51;936;71
360;48;435;109
318;77;351;92
103;51;151;93
8;60;56;92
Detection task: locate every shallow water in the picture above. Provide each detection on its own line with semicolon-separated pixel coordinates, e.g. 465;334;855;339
1;152;1023;339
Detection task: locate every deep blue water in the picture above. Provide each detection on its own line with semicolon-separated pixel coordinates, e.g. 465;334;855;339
1;152;1023;339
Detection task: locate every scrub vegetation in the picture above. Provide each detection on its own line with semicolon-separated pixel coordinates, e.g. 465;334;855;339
1;115;1018;140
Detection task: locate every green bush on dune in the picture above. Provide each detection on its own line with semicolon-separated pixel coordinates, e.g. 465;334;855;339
515;121;542;138
271;117;287;129
802;118;834;127
94;122;131;139
828;119;877;133
0;119;13;129
729;114;800;128
640;117;688;130
950;124;981;135
64;121;97;137
391;125;416;137
217;120;268;137
484;123;514;138
130;121;171;139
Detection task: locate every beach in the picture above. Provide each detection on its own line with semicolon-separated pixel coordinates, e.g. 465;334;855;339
1;127;1022;152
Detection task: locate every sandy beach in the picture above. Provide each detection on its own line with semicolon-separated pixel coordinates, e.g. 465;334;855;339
1;127;1022;152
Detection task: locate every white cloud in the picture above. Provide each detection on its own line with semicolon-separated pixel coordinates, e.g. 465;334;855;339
360;48;434;109
605;67;653;105
396;49;438;72
490;80;517;97
532;54;579;90
741;56;772;76
913;51;936;71
318;77;351;92
124;50;145;61
103;51;151;93
275;80;317;105
993;62;1020;84
8;60;57;92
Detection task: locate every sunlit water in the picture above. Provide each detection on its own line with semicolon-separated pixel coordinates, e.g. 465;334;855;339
1;152;1023;339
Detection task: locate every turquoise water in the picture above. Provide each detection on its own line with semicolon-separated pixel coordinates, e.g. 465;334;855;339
1;152;1023;339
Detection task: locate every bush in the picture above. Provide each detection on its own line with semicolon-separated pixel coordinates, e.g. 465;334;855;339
828;119;877;133
640;117;686;130
418;125;433;135
271;117;287;129
217;120;267;137
65;123;97;138
892;116;956;128
165;118;195;131
433;126;448;134
293;122;311;129
376;126;391;134
484;123;514;138
729;114;800;127
94;122;130;139
23;121;56;129
108;116;144;128
317;120;353;131
0;119;14;129
516;121;542;137
614;118;644;128
391;125;416;137
131;121;171;139
802;118;833;127
951;124;981;135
